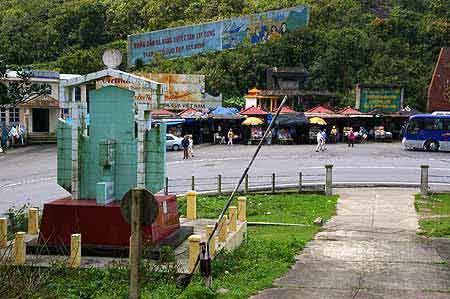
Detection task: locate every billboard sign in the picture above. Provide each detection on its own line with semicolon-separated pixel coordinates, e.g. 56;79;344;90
96;73;222;110
128;6;309;65
356;85;403;113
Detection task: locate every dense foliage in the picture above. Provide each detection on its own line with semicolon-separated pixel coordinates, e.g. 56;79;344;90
1;0;449;110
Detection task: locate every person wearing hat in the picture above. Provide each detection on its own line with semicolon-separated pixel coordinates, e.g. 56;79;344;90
330;126;337;143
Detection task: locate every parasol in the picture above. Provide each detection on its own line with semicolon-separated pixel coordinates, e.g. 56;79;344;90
309;117;327;125
242;117;263;126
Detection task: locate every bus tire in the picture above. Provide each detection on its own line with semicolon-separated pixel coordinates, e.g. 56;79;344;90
424;140;439;152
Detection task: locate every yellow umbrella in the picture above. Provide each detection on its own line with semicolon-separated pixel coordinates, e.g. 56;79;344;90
309;117;327;125
242;117;264;126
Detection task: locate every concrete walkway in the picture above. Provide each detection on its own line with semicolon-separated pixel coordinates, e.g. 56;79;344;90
254;188;450;299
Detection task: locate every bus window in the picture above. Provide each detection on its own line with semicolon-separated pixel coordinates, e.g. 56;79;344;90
444;119;450;131
434;118;444;130
407;118;423;134
423;118;434;130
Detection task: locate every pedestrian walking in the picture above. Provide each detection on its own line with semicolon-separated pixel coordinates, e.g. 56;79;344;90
266;130;273;145
182;135;190;159
321;129;327;151
316;130;324;152
227;129;234;146
188;135;194;158
348;128;355;147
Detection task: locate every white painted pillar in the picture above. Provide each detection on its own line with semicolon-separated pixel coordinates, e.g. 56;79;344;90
71;102;81;200
136;103;147;188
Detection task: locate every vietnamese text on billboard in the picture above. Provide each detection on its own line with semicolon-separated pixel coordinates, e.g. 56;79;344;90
128;6;309;65
360;88;402;113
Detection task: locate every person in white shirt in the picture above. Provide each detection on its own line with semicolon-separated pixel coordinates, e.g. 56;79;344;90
188;135;194;158
316;130;324;152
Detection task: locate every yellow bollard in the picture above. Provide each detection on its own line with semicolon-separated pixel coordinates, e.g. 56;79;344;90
238;197;247;222
28;208;39;235
218;215;228;243
188;234;201;273
205;225;216;257
0;218;7;248
13;232;26;265
186;191;197;220
229;206;237;232
68;234;81;268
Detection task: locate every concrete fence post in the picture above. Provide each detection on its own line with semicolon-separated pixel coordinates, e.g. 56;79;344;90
186;191;197;220
68;233;81;268
0;218;7;248
272;173;276;193
421;165;429;196
205;225;216;257
13;232;26;265
238;197;247;222
229;206;238;232
217;174;222;194
244;174;249;193
325;165;333;196
165;177;169;195
188;235;201;273
218;215;228;243
28;208;39;235
299;172;303;193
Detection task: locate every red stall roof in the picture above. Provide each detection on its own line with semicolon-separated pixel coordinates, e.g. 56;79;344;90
178;108;202;118
151;109;176;116
306;105;335;114
279;106;297;114
240;106;268;116
339;107;362;115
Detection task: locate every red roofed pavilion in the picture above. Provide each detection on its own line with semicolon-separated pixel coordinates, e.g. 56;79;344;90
279;106;297;114
240;106;268;116
151;109;176;117
339;107;362;115
306;105;335;114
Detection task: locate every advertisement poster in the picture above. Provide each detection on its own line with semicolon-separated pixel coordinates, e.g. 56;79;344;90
357;86;403;113
96;73;222;110
128;6;309;65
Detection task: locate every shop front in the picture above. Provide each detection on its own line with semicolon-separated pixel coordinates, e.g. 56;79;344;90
19;94;60;143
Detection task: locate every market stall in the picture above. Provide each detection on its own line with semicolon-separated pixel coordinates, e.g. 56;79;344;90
274;112;309;144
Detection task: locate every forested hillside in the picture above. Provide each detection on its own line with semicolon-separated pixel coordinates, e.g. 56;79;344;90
0;0;449;110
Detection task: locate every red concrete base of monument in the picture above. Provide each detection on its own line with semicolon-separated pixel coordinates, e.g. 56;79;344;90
38;195;180;247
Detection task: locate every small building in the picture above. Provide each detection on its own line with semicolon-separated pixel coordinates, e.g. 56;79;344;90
244;67;335;112
0;70;81;143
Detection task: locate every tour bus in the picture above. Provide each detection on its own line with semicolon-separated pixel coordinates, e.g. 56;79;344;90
403;113;450;151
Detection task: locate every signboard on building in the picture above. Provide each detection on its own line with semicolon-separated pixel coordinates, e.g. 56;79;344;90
356;84;403;113
128;6;309;66
96;73;221;110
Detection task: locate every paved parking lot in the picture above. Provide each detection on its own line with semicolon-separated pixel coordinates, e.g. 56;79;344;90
0;142;449;213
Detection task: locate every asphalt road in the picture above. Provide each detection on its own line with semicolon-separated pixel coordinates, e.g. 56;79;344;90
1;142;449;214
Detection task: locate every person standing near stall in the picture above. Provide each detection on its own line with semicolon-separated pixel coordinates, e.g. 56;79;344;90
227;129;234;146
182;135;190;160
348;128;356;148
330;126;337;143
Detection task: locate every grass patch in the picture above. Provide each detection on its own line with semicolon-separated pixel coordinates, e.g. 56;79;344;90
415;193;450;237
2;193;337;298
177;193;338;224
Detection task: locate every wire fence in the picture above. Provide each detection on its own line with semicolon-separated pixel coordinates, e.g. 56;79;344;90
163;171;327;195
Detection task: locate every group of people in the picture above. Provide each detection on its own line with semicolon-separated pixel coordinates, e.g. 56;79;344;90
181;135;195;160
316;127;357;152
0;123;26;153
